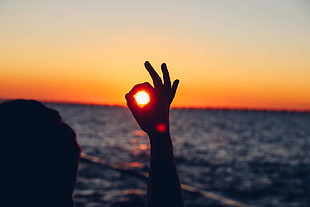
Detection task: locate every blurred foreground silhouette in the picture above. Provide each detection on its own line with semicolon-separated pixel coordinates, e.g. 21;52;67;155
0;99;80;207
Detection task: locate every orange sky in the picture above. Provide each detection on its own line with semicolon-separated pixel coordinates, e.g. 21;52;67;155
1;1;310;111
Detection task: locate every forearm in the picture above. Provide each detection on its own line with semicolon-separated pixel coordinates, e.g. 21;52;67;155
146;132;183;207
125;61;182;206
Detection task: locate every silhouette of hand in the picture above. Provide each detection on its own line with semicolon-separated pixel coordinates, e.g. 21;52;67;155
126;61;179;135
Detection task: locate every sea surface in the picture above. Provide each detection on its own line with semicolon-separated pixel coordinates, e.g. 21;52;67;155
49;103;310;207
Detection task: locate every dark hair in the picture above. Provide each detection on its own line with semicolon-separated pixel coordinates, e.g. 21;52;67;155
0;99;80;207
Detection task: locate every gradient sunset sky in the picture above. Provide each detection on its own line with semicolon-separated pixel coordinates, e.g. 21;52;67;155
1;0;309;110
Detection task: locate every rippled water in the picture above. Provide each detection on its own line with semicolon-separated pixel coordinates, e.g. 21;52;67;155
50;104;310;207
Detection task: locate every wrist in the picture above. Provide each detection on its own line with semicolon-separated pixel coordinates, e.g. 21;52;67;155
148;129;174;160
145;121;169;135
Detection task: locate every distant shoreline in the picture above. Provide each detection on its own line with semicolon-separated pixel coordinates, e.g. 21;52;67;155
1;98;309;113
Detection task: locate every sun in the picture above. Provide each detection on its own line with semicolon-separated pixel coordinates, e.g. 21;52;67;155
134;91;150;107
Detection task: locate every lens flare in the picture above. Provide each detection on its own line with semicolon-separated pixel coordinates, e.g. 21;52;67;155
156;123;167;133
134;91;150;107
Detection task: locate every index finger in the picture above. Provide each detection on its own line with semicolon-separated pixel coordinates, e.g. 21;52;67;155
144;61;162;88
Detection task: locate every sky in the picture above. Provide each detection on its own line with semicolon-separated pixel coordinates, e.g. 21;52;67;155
1;0;309;110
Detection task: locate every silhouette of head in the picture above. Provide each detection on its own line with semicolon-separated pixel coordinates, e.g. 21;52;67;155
0;99;80;207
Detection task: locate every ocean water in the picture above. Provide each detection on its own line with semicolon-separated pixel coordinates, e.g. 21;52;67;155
49;103;310;207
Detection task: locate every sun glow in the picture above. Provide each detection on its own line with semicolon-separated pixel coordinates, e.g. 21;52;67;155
0;1;309;111
134;91;150;107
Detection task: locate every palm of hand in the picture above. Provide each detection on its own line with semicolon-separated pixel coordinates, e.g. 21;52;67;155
125;61;179;134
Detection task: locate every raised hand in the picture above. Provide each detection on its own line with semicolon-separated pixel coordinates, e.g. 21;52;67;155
125;61;179;135
125;61;183;207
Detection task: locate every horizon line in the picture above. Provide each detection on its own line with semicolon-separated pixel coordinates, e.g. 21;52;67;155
1;98;309;113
